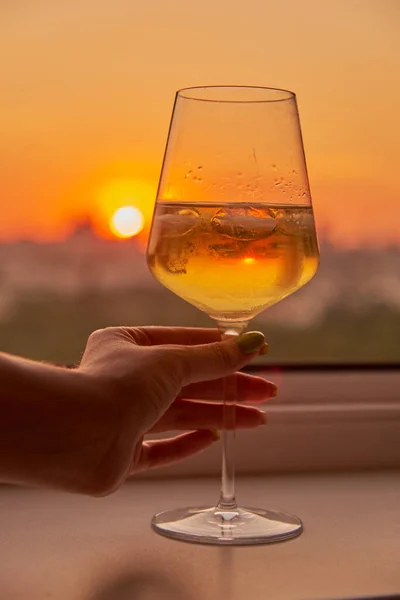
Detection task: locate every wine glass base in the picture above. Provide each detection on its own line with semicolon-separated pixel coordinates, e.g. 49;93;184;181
152;506;303;545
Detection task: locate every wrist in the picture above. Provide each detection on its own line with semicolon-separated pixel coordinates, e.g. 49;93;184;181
0;355;116;493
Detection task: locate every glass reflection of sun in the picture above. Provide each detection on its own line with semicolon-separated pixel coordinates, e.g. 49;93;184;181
110;206;144;239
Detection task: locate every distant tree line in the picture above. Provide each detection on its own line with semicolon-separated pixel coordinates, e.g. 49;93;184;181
0;288;399;365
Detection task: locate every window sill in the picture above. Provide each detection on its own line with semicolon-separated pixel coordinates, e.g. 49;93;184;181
1;471;399;599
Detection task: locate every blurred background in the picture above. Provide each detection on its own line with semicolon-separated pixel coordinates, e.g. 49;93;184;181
0;0;399;365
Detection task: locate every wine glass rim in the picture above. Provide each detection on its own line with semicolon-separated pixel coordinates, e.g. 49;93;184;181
177;85;295;104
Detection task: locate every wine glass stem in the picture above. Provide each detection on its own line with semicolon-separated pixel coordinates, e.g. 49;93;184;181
216;321;248;512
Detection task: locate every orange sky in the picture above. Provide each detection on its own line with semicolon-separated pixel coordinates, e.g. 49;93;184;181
0;0;399;246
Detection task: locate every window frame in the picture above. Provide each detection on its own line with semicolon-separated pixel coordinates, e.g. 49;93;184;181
141;366;400;478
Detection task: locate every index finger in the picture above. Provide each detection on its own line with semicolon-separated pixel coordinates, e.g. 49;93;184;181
124;326;222;347
180;372;278;402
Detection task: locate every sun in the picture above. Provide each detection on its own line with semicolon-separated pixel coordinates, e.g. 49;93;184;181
109;206;144;239
93;178;156;240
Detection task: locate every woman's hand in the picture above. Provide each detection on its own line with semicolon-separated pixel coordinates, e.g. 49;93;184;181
78;326;276;495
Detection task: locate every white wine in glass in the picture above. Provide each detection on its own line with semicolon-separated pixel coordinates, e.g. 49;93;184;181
147;86;319;545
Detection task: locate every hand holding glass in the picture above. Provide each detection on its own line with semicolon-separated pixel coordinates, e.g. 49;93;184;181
147;86;319;544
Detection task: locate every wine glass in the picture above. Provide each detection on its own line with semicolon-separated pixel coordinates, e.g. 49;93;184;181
147;86;319;545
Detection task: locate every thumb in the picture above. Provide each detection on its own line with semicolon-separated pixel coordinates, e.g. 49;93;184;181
179;331;267;386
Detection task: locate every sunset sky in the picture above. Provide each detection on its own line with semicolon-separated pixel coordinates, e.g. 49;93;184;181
1;0;399;246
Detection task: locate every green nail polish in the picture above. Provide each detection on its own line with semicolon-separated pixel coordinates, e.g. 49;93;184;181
236;331;265;355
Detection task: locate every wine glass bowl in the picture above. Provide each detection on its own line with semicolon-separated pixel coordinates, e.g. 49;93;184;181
147;86;319;544
147;202;318;324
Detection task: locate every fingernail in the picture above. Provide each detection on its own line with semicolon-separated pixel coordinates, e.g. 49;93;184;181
259;411;268;425
271;384;278;397
259;342;269;355
211;429;220;441
235;331;266;355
